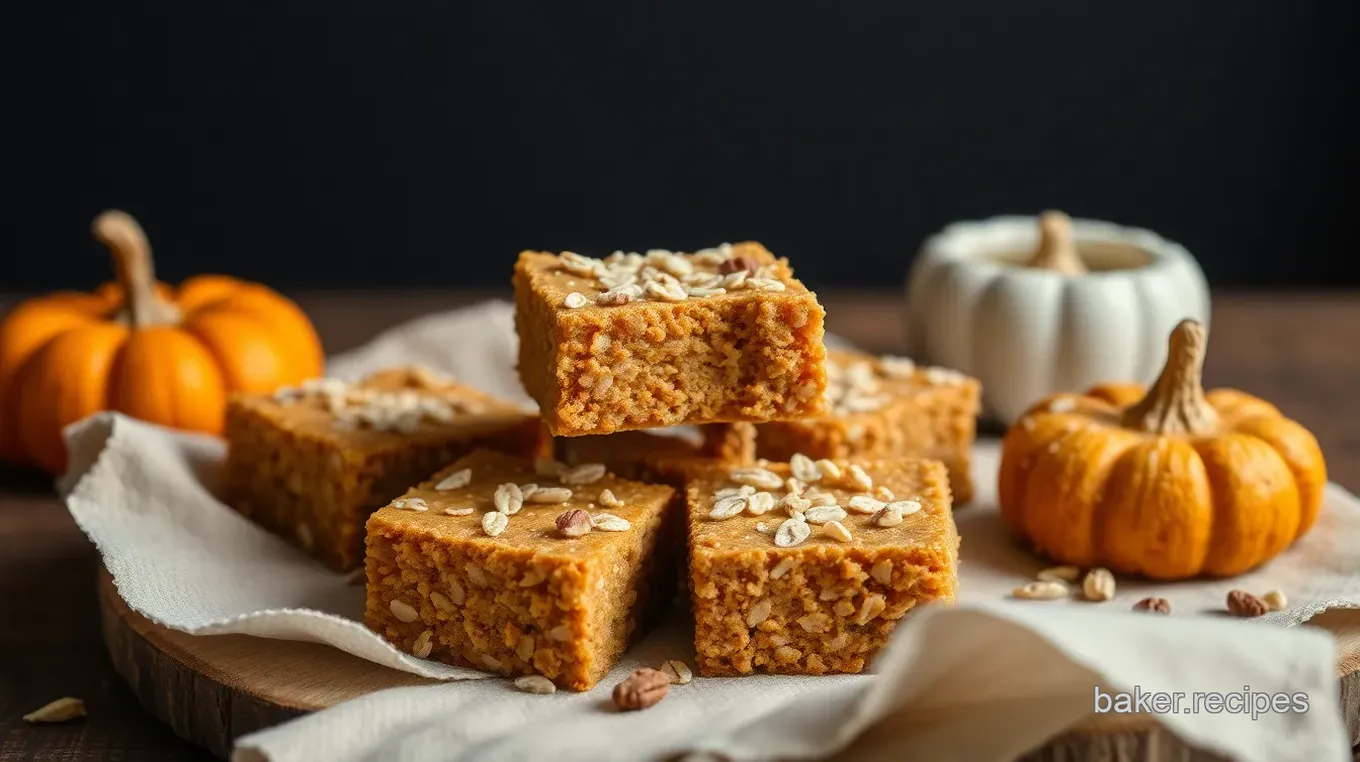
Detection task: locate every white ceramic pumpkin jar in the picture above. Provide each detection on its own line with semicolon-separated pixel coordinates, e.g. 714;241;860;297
905;211;1211;425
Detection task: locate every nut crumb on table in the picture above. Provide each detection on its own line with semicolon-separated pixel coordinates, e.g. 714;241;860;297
513;244;829;438
364;449;683;691
222;366;546;571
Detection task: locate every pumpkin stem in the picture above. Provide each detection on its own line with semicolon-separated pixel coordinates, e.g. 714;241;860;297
1026;210;1088;276
1121;319;1219;436
93;210;180;328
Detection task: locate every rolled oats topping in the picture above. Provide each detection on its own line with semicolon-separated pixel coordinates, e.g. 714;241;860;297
871;504;904;527
550;245;789;305
562;292;589;309
814;459;842;480
527;487;573;504
709;495;747;520
276;373;483;432
392;497;429;512
482;511;509;537
433;469;472;491
589;513;631;532
560;463;607;485
846;496;885;514
715;485;757;499
847;465;874;491
774;516;812;548
779;493;810;517
745;491;776;516
442;506;474;516
803;505;848;524
493;483;524;515
728;467;784;490
789;453;820;483
821;520;853;542
878;355;917;379
598;488;625;508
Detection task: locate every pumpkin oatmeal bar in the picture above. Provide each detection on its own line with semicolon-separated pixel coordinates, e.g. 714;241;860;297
688;455;959;677
513;243;829;438
750;349;981;504
223;367;545;572
364;448;681;691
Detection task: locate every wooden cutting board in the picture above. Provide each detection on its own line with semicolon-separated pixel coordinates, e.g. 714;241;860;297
97;569;1360;761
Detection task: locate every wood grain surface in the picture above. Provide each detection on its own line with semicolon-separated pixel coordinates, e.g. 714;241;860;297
2;289;1358;762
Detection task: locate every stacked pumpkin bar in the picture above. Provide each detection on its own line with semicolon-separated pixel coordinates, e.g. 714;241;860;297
224;242;974;691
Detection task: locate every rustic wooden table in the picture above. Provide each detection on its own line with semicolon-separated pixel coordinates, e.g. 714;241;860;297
1;290;1358;761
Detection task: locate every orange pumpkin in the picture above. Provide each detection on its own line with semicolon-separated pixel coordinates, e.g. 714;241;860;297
998;319;1326;580
0;210;324;475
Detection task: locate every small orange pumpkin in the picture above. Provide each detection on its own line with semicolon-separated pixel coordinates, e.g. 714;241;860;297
0;211;324;475
998;319;1326;579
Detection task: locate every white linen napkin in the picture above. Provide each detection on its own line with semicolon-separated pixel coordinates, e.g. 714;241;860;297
61;300;1357;762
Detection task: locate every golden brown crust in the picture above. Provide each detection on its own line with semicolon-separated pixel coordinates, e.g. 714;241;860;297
753;349;980;504
513;245;829;437
686;457;958;677
363;450;682;691
221;369;547;571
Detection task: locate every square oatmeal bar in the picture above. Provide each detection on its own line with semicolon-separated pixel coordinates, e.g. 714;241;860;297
364;449;681;690
753;349;980;504
513;243;828;437
687;455;959;676
222;366;546;571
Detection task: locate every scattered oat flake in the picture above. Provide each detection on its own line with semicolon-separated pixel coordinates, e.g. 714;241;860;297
746;598;773;626
729;467;784;490
1048;397;1078;413
745;491;776;516
822;520;853;542
443;506;474;516
562;463;607;485
755;522;772;533
815;459;842;480
1036;565;1081;583
847;465;873;491
434;469;472;491
887;499;922;517
661;660;694;685
494;483;524;515
873;485;895;502
590;513;631;531
803;505;847;524
528;487;573;503
846;496;884;514
514;675;557;694
599;489;625;508
23;697;86;724
789;453;820;483
774;517;811;547
1013;581;1069;600
563;292;588;309
394;497;429;512
872;505;904;527
483;511;509;537
709;495;747;520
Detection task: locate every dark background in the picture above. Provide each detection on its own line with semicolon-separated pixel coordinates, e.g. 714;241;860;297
5;2;1357;293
